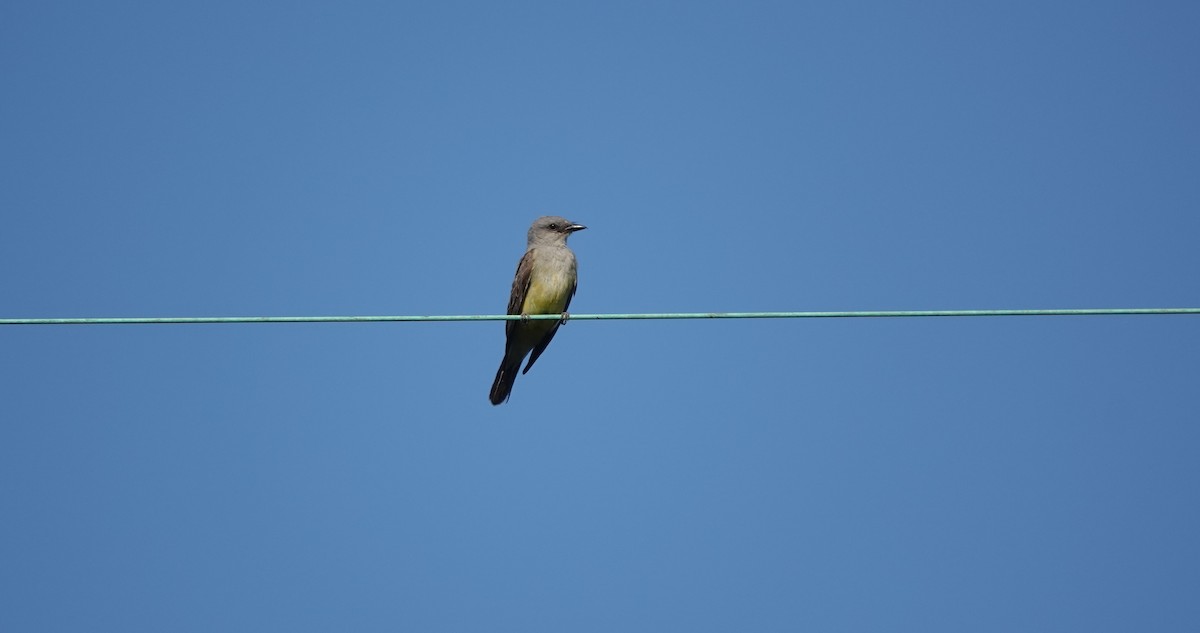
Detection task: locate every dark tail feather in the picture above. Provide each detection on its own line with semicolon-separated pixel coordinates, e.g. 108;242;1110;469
489;358;521;405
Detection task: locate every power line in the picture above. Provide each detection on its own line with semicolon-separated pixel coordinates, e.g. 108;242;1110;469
2;308;1198;326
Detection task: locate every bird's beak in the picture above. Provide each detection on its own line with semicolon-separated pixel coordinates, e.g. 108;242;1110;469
567;223;587;232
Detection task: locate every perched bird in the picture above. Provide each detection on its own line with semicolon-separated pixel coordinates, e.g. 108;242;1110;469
489;216;587;405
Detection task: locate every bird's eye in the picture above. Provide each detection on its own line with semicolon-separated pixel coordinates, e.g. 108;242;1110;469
548;223;559;230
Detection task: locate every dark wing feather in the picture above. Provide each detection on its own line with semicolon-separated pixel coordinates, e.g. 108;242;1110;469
505;249;535;342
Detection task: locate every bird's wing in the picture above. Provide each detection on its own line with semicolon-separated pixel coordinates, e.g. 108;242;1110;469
522;272;576;375
505;249;536;339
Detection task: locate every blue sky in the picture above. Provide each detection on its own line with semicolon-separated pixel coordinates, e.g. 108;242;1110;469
2;2;1198;631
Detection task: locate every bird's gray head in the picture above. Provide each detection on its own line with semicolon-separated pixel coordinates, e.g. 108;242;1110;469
527;215;587;246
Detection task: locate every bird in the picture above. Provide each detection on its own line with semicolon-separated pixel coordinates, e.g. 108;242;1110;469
489;216;587;405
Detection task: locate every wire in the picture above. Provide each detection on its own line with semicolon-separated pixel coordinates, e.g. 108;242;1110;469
2;308;1198;326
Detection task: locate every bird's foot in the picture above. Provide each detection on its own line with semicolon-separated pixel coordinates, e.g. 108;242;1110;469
559;311;570;325
519;312;531;322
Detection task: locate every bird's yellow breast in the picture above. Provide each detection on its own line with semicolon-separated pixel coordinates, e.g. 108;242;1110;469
522;265;574;315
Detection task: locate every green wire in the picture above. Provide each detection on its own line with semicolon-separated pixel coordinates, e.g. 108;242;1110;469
1;308;1198;326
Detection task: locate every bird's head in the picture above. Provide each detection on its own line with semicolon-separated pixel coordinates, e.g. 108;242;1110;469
528;216;587;245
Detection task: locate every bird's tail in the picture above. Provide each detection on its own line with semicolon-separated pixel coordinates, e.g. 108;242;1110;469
489;357;522;405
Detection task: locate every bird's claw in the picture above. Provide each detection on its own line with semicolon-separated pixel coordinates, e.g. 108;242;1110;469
559;311;570;325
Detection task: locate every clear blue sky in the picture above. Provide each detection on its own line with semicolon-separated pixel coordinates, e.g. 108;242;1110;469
2;2;1198;631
